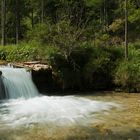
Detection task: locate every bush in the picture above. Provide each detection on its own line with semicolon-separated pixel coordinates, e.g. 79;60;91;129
83;46;123;90
0;43;39;62
43;43;123;91
115;47;140;92
41;44;93;90
0;47;7;60
27;24;50;44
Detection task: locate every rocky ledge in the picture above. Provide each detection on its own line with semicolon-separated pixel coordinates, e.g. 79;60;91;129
12;61;52;71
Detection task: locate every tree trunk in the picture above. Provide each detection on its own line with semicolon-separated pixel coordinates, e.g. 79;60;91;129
31;8;34;28
103;0;108;31
15;0;20;44
41;0;44;23
1;0;6;46
103;0;106;31
125;0;128;59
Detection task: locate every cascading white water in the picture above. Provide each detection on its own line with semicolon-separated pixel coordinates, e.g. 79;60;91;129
0;68;38;99
0;96;119;127
0;67;120;128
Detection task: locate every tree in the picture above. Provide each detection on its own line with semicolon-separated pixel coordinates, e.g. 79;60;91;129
1;0;6;46
125;0;128;59
15;0;20;44
41;0;44;23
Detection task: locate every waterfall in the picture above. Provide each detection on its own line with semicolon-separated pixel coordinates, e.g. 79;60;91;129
0;67;120;128
0;68;39;99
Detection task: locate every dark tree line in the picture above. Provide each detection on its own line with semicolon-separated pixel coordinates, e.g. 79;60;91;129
0;0;139;92
1;0;140;58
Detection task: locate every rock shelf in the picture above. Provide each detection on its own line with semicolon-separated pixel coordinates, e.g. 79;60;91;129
11;61;52;71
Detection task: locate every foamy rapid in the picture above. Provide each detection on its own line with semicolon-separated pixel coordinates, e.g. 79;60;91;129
0;96;119;127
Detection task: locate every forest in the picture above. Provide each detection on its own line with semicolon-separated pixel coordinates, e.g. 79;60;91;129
0;0;140;92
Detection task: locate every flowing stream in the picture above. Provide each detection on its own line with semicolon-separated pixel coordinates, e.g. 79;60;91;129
0;67;119;128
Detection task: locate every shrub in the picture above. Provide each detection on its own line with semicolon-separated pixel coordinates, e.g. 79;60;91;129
0;43;39;62
115;47;140;92
43;43;123;91
42;44;93;90
0;47;7;60
83;46;123;90
27;24;50;44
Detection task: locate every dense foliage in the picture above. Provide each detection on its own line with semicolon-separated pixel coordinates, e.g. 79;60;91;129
115;45;140;92
0;0;140;92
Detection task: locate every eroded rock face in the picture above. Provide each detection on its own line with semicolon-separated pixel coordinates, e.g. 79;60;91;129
32;69;53;93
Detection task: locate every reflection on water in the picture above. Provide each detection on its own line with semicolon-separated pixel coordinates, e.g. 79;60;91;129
0;96;118;128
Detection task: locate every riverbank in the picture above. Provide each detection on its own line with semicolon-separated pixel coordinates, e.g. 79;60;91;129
0;42;140;93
